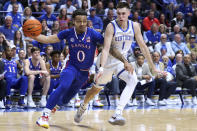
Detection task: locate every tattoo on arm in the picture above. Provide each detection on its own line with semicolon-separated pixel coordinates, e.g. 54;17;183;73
109;47;127;63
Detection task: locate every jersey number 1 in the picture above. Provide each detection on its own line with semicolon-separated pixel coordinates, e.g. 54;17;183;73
122;41;125;50
8;66;15;73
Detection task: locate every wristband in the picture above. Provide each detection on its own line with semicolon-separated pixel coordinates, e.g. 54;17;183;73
99;67;104;72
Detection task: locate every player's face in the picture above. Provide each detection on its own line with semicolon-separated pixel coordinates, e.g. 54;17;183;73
5;48;12;59
74;15;87;33
52;54;60;63
32;51;40;60
117;8;130;24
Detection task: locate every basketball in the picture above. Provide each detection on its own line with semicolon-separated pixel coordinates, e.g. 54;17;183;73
22;19;42;37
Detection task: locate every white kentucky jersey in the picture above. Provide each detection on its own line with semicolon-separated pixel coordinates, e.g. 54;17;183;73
111;20;135;56
103;20;135;67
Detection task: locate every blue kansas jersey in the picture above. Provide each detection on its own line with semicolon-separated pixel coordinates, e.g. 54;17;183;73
3;59;17;78
57;27;104;70
29;58;41;71
49;61;62;76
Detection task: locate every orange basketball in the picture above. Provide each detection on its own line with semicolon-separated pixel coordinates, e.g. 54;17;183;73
22;19;42;37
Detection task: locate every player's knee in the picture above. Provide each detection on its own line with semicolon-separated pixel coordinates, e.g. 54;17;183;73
28;75;35;81
45;75;50;82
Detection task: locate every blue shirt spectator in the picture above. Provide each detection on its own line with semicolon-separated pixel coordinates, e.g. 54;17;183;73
179;1;193;16
6;3;22;28
3;0;24;13
171;34;191;55
88;8;103;32
39;5;57;29
0;16;18;41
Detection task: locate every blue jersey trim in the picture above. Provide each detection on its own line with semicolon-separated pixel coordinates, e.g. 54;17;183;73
115;20;129;32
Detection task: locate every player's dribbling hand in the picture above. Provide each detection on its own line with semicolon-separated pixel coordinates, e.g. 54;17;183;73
95;67;103;83
124;61;134;74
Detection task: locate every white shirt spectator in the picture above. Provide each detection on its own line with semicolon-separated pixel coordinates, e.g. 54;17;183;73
60;4;76;19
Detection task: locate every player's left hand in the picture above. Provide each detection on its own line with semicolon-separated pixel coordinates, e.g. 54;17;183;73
124;61;134;74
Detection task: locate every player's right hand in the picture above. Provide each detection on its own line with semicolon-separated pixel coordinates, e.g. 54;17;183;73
124;61;134;74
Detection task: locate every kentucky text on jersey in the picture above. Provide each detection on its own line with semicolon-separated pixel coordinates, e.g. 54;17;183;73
115;35;132;41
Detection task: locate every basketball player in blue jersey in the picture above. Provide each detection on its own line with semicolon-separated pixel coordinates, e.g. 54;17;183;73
27;9;105;129
24;47;50;108
3;47;28;108
46;50;62;95
75;2;163;126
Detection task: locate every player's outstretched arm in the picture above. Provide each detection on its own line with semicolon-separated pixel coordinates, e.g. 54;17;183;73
32;34;60;44
133;22;157;72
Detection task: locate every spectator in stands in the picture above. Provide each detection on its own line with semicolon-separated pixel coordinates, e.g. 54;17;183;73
159;13;170;27
144;23;161;52
3;0;24;13
151;51;168;106
158;24;167;35
190;51;197;65
52;21;60;31
30;0;40;18
0;33;10;52
88;7;103;32
155;34;175;60
171;12;185;30
45;0;59;11
76;0;91;9
60;0;76;19
149;2;160;18
128;46;141;63
22;7;35;23
81;0;90;15
132;1;145;17
172;53;183;72
162;0;178;19
129;54;155;106
10;44;18;61
6;3;22;29
3;47;28;108
169;25;185;42
39;0;47;14
26;44;33;58
10;30;26;54
103;9;114;32
0;59;6;108
104;1;117;19
191;9;197;27
0;16;18;41
46;50;62;95
39;5;57;29
57;8;70;31
17;49;26;71
187;35;197;56
186;26;197;43
176;54;197;105
171;34;191;55
45;45;53;62
142;10;160;31
41;19;52;36
24;47;50;108
179;0;193;26
129;11;142;24
96;1;105;20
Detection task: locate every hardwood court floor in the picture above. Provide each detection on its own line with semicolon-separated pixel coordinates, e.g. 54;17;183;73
0;107;197;131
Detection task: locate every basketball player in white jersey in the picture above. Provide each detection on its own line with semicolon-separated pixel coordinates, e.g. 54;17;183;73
75;2;160;125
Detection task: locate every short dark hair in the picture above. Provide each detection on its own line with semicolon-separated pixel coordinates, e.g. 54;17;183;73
50;50;61;57
31;47;40;53
116;2;130;9
72;9;87;19
136;53;144;58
